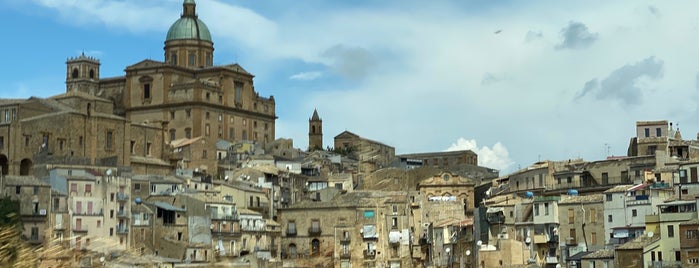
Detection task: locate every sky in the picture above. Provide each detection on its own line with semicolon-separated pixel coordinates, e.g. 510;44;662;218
2;0;699;174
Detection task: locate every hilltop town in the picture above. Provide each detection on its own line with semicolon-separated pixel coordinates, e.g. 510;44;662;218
0;1;698;268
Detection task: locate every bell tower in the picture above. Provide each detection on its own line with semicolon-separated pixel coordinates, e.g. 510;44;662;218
309;109;323;151
65;52;100;95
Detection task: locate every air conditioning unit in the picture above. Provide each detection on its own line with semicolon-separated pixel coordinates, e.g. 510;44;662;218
369;250;376;255
497;233;509;239
222;221;227;225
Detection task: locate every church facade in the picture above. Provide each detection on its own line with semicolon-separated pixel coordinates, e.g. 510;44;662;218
0;0;276;176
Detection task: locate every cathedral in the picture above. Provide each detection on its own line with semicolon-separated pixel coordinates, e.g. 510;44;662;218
0;0;276;176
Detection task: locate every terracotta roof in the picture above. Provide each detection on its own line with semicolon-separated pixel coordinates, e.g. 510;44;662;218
616;235;659;250
171;136;203;148
604;184;633;193
581;249;614;259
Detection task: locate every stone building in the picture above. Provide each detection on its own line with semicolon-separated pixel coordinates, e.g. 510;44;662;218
0;176;52;246
396;150;478;169
557;194;605;264
334;130;395;171
417;171;475;215
279;191;418;268
0;0;277;176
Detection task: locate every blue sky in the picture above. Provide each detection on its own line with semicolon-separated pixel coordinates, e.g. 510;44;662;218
2;0;699;174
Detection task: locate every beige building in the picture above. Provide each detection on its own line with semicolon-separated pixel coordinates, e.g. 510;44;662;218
279;191;417;268
0;0;277;177
417;171;475;215
1;176;52;246
308;109;323;151
557;194;605;264
334;130;395;171
396;150;478;169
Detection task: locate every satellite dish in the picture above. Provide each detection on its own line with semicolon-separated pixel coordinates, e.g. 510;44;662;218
476;240;483;246
106;169;112;176
465;250;471;256
224;176;229;181
445;248;451;253
648;231;654;238
525;237;532;244
99;257;105;263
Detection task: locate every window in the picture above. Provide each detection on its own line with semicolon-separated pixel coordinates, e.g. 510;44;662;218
79;136;83;146
644;128;650;137
205;112;210;120
202;150;207;159
0;136;4;149
146;142;152;156
218;113;222;122
392;217;398;228
106;130;113;150
567;176;572;183
234;82;243;104
229;128;235;139
570;228;577;240
687;230;699;240
58;139;65;150
534;204;540;216
668;225;674;238
218;95;223;104
606;194;612;201
170;53;177;65
185;128;192;139
568;208;574;224
169;129;176;141
311;219;320;233
590;232;597;245
205;124;210;136
31;227;38;241
632;209;637;217
608;215;613;223
242;130;247;140
205;92;210;100
544;203;549;215
188;51;196;66
85;184;91;195
170;111;175;120
656;127;662;137
143;84;151;99
186;109;191;119
287;221;296;235
134;183;141;191
15;186;20;194
589;208;596;223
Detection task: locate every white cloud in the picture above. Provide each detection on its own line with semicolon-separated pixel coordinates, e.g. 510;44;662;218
446;138;513;172
289;71;322;81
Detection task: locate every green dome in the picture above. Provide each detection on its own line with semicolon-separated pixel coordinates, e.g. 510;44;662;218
166;17;212;42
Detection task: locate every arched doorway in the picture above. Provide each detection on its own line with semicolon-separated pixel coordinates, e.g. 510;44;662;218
311;239;320;255
20;158;32;176
0;154;8;175
230;241;236;256
288;243;297;258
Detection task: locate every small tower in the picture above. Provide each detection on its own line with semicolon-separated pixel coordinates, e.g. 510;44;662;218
66;52;100;95
309;109;323;151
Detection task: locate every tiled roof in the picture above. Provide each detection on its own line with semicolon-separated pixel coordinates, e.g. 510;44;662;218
581;249;614;259
558;194;604;204
604;185;632;193
616;235;659;250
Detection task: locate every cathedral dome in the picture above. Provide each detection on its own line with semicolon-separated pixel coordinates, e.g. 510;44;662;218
166;17;212;42
165;0;212;43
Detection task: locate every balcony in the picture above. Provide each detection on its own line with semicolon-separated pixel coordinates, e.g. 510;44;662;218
116;193;129;202
73;211;103;217
340;235;351;243
286;228;297;236
116;210;129;218
340;251;351;259
565;237;577;245
650;261;682;268
54;224;65;231
363;250;376;259
116;226;129;234
545;256;558;264
308;227;321;236
73;227;88;233
211;214;239;221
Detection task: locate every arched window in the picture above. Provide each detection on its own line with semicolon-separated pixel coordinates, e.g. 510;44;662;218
89;69;95;79
169;129;176;141
311;125;316;134
171;53;178;65
288;243;297;257
71;68;79;78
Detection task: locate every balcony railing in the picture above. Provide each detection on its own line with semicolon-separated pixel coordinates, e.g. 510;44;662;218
116;210;129;218
73;211;103;217
211;214;239;221
116;226;129;234
308;227;321;236
340;252;351;259
286;229;297;236
116;193;129;201
340;235;351;243
565;237;577;245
